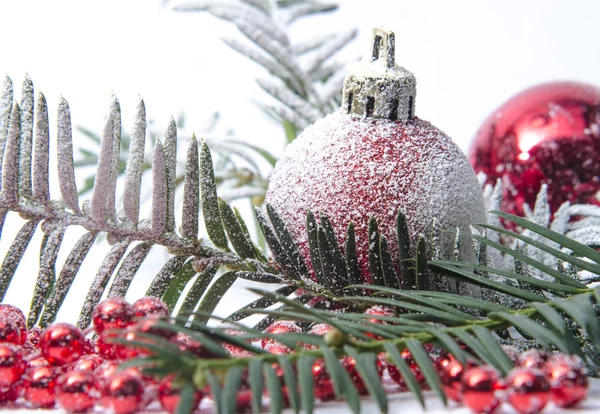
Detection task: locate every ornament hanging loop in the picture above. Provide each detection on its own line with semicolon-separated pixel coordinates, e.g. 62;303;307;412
371;27;395;69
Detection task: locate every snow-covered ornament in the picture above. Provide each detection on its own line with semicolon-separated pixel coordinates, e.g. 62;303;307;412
265;27;486;284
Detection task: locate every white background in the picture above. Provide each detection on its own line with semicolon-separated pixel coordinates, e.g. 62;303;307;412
1;1;600;412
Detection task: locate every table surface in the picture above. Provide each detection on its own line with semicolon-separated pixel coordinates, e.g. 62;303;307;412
4;378;600;413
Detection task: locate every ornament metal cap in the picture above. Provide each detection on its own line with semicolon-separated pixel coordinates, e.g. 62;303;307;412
342;27;416;121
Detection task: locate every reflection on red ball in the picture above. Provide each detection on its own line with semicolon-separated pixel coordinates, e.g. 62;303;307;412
40;323;86;366
470;81;600;217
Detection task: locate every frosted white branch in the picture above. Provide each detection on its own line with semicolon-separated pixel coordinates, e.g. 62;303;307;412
123;98;147;225
57;98;80;213
257;78;322;123
90;111;115;222
152;139;167;235
0;75;14;188
33;92;50;206
105;95;122;219
19;75;34;197
164;117;178;233
182;135;200;240
2;104;21;205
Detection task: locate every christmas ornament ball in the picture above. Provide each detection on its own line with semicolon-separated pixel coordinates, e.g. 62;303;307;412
101;371;146;414
0;343;26;387
545;355;588;408
469;81;600;217
40;323;87;366
265;28;485;284
506;367;550;414
56;370;101;413
22;365;61;408
461;366;503;414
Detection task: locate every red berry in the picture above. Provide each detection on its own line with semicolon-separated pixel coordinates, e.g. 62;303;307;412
56;370;101;412
101;371;146;414
386;349;426;389
92;297;134;335
132;296;170;318
0;343;26;387
312;359;336;401
506;367;550;414
22;365;61;408
461;366;503;414
437;356;475;403
40;323;87;366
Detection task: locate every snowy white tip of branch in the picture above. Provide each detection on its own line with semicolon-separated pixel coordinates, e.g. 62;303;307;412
33;92;50;206
0;75;14;188
90;111;116;222
2;104;21;204
57;97;81;214
123;97;147;225
152;139;168;235
19;75;34;198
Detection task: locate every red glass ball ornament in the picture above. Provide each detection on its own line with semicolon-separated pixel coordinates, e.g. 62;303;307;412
461;366;502;414
387;349;426;389
470;81;600;217
304;323;333;350
95;361;118;383
265;30;486;285
92;297;135;335
40;323;87;366
437;357;475;403
56;370;101;413
22;365;61;408
0;304;26;345
518;348;549;370
342;355;384;395
0;343;26;387
158;376;203;414
0;315;23;345
506;367;550;414
101;371;146;414
545;354;588;408
312;359;336;401
132;296;170;318
262;321;301;355
95;335;118;360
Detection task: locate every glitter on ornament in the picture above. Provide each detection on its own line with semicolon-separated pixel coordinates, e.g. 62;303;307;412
265;28;486;285
132;296;170;318
470;81;600;217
